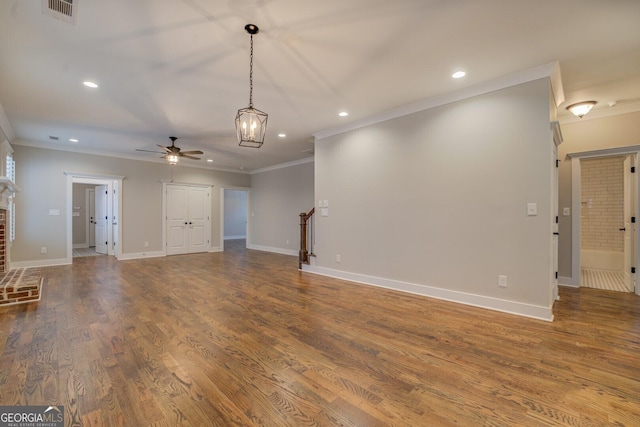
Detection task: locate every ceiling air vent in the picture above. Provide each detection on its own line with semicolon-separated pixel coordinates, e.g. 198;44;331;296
42;0;78;24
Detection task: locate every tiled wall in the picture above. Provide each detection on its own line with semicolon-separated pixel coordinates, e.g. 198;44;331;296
581;156;624;252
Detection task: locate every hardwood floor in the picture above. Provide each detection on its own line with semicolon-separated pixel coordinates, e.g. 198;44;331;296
1;246;639;426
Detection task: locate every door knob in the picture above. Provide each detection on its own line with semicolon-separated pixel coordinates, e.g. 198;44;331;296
620;227;626;231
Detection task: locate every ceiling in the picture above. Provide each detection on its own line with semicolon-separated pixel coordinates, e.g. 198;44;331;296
1;0;639;172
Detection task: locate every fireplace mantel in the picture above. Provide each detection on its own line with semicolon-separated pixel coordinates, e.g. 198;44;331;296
0;176;19;195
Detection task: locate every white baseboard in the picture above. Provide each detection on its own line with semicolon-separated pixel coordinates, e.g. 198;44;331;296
10;258;71;269
209;246;223;253
248;244;297;257
301;264;554;322
559;276;579;287
224;235;246;240
73;243;89;249
117;250;165;261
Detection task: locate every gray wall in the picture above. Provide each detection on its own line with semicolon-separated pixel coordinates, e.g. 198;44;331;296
12;145;250;262
314;78;554;309
249;161;314;253
72;183;94;246
223;189;247;239
557;111;640;278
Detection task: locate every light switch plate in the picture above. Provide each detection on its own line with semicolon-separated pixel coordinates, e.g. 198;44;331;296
527;203;537;216
563;207;570;216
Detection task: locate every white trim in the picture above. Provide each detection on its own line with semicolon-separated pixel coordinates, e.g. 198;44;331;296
17;140;251;174
248;244;298;257
66;173;124;263
567;148;640;290
224;235;246;240
10;258;70;269
117;250;165;261
314;62;559;140
558;103;640;125
220;187;250;251
209;246;223;253
0;102;16;142
250;157;314;174
73;243;89;249
301;264;554;321
559;276;579;287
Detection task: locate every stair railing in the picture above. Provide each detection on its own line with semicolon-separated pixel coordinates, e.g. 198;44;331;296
299;208;315;268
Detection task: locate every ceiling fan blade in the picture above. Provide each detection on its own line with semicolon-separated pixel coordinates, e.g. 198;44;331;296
136;149;166;154
181;155;201;160
157;144;171;153
180;150;204;155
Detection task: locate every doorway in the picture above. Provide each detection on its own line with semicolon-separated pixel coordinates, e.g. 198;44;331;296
578;154;636;292
221;187;249;251
66;172;123;263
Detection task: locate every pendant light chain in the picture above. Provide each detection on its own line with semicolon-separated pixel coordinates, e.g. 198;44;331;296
248;34;254;108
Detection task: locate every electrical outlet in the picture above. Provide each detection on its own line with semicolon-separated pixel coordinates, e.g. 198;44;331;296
41;247;47;254
498;275;508;288
286;240;289;245
336;254;341;263
144;241;149;247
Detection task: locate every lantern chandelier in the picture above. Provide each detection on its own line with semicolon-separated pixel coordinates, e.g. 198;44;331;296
235;24;268;148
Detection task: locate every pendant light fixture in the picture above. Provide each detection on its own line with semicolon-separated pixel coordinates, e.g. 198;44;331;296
235;24;268;148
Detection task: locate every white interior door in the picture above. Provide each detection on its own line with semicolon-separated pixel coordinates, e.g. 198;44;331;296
187;187;208;253
95;185;108;254
166;184;210;255
553;143;559;301
112;180;119;256
623;156;633;291
88;189;96;247
167;185;188;255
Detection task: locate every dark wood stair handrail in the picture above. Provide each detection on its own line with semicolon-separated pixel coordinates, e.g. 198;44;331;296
299;208;315;268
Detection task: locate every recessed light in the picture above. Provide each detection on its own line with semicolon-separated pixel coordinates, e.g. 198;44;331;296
452;71;466;79
206;159;213;163
83;81;98;88
69;138;79;143
278;133;286;138
338;111;348;117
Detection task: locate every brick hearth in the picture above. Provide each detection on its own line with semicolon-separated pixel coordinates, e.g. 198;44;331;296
0;268;42;306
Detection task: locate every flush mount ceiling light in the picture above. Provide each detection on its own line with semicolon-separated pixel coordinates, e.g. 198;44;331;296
452;71;466;79
235;24;268;148
338;111;348;117
566;101;597;118
83;81;98;88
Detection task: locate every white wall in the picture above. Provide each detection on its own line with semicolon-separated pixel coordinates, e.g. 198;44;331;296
12;144;250;263
249;160;314;255
310;78;555;319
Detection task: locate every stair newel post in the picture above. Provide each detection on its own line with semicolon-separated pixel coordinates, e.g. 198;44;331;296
299;208;314;269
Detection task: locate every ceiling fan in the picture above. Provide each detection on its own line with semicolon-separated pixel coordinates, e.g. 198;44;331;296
136;136;203;163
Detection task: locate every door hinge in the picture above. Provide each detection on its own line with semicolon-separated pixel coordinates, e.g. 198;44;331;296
632;166;636;173
632;217;636;223
555;271;558;279
555;159;559;168
632;267;636;274
555;216;559;224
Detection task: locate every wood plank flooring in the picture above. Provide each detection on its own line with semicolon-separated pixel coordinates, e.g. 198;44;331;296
1;245;639;426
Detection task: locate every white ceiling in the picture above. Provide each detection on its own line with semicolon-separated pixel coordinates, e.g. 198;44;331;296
1;0;639;172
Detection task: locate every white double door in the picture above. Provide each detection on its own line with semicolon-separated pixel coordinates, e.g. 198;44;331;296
166;185;210;255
